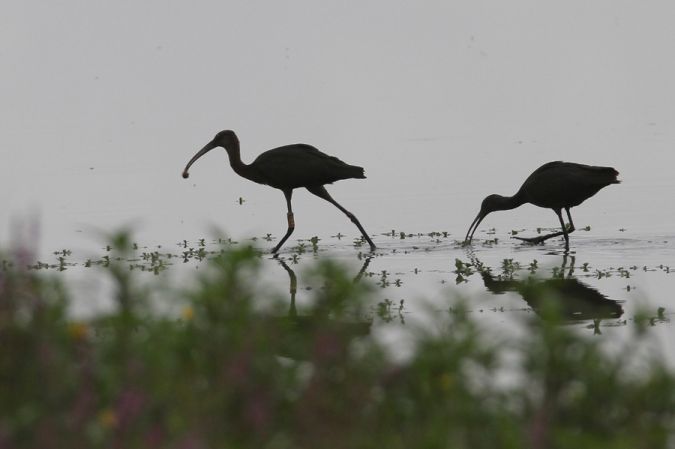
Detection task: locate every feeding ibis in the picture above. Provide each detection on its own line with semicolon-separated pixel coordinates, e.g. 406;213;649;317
465;161;620;249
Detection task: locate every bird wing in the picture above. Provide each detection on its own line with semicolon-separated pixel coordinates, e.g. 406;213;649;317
251;145;364;189
541;162;619;188
521;161;619;208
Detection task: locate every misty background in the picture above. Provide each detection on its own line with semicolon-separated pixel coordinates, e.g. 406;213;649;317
2;1;674;256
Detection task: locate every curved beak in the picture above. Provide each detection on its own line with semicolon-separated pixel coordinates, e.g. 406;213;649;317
465;210;486;243
182;140;217;179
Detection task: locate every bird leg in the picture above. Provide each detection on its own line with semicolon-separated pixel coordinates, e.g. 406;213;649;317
556;209;570;250
565;207;576;233
513;208;575;247
272;190;296;253
306;185;376;251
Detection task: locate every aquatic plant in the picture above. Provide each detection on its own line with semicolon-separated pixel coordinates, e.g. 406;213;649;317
1;237;674;448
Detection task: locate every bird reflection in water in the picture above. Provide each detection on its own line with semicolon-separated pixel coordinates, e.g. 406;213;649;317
269;256;373;360
473;254;623;334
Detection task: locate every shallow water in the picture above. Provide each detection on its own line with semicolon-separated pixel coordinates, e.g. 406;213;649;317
2;3;675;364
21;226;674;367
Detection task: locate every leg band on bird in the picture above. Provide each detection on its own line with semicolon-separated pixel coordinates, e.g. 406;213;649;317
272;212;296;254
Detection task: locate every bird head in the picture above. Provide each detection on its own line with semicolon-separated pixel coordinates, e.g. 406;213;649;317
211;130;239;148
465;194;506;242
182;130;239;179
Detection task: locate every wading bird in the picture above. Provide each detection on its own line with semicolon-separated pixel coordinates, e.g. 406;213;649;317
182;130;376;253
465;161;620;249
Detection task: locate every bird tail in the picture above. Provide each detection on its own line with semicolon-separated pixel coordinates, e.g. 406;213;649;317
348;165;366;179
607;167;621;184
593;166;621;184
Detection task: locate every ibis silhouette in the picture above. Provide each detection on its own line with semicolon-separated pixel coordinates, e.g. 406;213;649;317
182;130;376;253
465;161;620;249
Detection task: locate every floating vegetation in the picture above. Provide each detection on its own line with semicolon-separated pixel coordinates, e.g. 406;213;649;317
480;237;499;246
22;237;243;274
500;258;521;278
12;226;674;349
453;258;475;284
310;236;320;253
3;239;674;448
377;270;393;288
376;298;405;324
634;306;671;328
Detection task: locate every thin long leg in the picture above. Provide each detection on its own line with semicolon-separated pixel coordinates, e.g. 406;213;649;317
306;185;376;251
272;189;295;253
555;209;570;250
565;207;575;232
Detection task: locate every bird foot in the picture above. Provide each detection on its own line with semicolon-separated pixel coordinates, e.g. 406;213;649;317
513;230;567;245
513;235;549;245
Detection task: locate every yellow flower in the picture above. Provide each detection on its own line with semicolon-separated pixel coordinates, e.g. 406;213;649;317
67;322;89;341
98;409;118;429
181;306;194;321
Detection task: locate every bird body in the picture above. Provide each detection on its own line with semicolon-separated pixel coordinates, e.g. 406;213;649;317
182;130;376;253
516;162;620;210
245;144;365;190
465;161;620;249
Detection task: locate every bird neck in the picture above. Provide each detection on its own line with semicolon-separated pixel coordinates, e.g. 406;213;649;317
224;143;253;179
495;192;527;211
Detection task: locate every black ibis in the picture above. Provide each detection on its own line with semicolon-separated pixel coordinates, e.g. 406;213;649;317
465;161;620;249
182;130;376;253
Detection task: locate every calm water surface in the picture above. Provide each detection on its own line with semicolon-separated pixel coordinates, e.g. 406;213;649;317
2;3;674;364
20;223;674;367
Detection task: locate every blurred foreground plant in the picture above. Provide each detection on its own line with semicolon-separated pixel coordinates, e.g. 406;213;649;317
0;236;674;449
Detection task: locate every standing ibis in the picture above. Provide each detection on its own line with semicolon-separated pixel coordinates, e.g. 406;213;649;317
182;130;376;253
465;161;620;249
